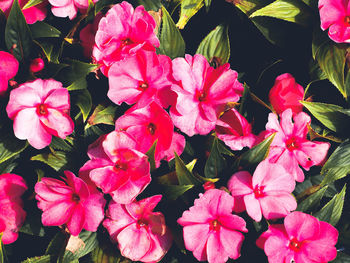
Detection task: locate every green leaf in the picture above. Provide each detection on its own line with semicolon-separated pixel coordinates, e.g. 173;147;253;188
86;104;117;128
31;151;69;172
0;157;18;174
297;186;327;212
63;231;98;263
5;0;33;61
145;140;157;172
250;0;311;26
0;233;4;263
314;185;346;226
175;152;202;186
204;0;212;11
321;139;350;186
21;255;51;263
331;252;350;263
137;0;162;11
301;101;350;134
71;89;93;122
22;0;44;9
186;159;197;172
95;0;117;14
35;39;61;63
20;214;45;237
29;22;61;38
49;137;73;152
0;132;27;164
204;137;226;178
233;0;271;16
45;231;69;263
176;0;204;29
158;6;185;59
196;24;230;65
160;184;194;200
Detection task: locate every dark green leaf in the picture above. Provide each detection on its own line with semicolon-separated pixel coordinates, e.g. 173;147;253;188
35;39;61;63
137;0;161;11
175;152;202;186
20;215;45;237
29;21;61;38
331;252;350;263
176;0;204;29
21;255;51;263
204;137;226;178
95;0;117;14
0;132;27;164
233;0;270;16
294;174;337;198
49;137;73;152
71;89;93;122
45;231;69;262
31;151;69;172
0;157;18;174
297;186;327;212
160;184;194;200
22;0;45;9
63;231;98;263
145;140;157;172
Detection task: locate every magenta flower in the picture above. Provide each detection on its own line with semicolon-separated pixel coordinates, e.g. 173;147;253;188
257;211;338;263
170;54;244;137
108;50;174;109
177;189;248;263
103;195;172;262
228;160;297;222
269;73;304;115
115;102;185;167
79;131;151;204
48;0;98;20
215;108;256;151
0;173;27;244
265;109;330;182
79;12;103;58
35;171;106;236
0;51;18;95
319;0;350;43
0;0;47;24
93;1;160;76
6;78;74;149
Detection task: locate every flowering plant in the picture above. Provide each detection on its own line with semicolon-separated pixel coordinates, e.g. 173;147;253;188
0;0;349;262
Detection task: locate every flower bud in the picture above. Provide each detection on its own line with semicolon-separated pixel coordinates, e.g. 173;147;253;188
29;58;45;73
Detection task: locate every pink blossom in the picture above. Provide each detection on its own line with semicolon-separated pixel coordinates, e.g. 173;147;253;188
29;58;45;73
0;0;47;24
0;51;18;95
115;102;185;167
265;109;330;182
228;160;297;222
103;195;172;262
79;131;151;204
93;1;160;76
79;12;103;58
269;73;304;115
0;173;27;244
170;54;244;137
319;0;350;43
257;211;338;263
35;171;106;236
48;0;98;20
6;78;74;149
108;50;174;109
215;108;256;151
177;189;248;263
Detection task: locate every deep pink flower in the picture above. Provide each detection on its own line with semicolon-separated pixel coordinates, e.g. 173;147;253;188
6;78;74;149
265;109;330;182
79;131;151;204
257;211;338;263
0;0;47;24
319;0;350;43
177;189;248;263
0;51;18;95
108;50;174;109
35;171;106;236
115;102;185;167
269;73;304;115
0;173;27;244
103;195;172;262
215;108;256;151
29;58;45;73
170;54;244;137
93;1;160;76
228;160;296;222
48;0;98;20
79;12;103;58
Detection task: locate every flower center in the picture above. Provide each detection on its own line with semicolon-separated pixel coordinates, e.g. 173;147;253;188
289;238;303;252
209;219;221;231
136;218;148;229
36;104;48;116
114;161;128;171
344;16;350;26
121;38;133;47
138;81;148;90
148;123;156;135
196;90;207;102
286;137;298;151
72;193;80;203
253;185;265;198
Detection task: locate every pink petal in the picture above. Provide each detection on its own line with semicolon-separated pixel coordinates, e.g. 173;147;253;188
243;194;262;222
83;192;106;232
292;112;311;139
218;214;248;233
0;51;18;81
259;194;297;220
44;88;70;111
182;224;210;261
295;141;330;169
40;108;74;139
64;171;90;201
280;109;294;137
284;211;320;241
41;201;75;226
318;0;345;30
220;227;245;260
228;171;253;196
206;232;229;263
67;204;85;236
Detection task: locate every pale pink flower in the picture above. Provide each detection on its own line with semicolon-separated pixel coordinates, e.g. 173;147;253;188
215;108;256;151
170;54;244;137
115;102;185;167
79;12;103;58
93;1;160;76
0;0;47;24
103;195;172;262
0;51;18;95
257;211;338;263
35;171;106;236
265;109;330;182
108;50;174;109
6;78;74;149
0;173;27;244
79;131;151;204
177;189;248;263
48;0;98;20
269;73;304;115
319;0;350;43
228;160;297;222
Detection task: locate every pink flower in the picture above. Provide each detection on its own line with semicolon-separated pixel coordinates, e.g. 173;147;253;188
319;0;350;43
93;1;160;76
265;109;330;182
48;0;98;20
257;211;338;263
103;195;172;262
0;173;27;244
269;73;304;115
177;189;248;263
170;54;244;137
35;171;106;236
6;78;74;149
0;51;18;95
79;12;103;58
215;108;256;151
79;131;151;204
115;102;185;167
108;50;174;109
228;160;297;222
0;0;47;24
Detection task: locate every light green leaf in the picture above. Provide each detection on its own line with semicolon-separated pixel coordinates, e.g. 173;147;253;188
186;159;197;172
204;137;226;178
145;140;157;172
86;104;117;128
63;231;98;263
176;0;204;29
49;137;73;152
297;186;327;212
21;255;51;263
23;0;44;9
204;0;212;11
29;22;61;38
31;151;69;172
175;152;202;186
233;0;270;16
